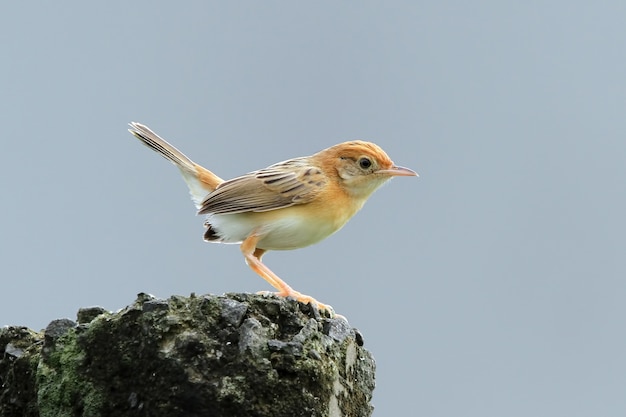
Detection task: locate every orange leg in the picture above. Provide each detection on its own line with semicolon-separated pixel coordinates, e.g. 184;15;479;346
240;234;332;313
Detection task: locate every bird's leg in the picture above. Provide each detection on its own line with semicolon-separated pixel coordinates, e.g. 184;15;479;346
249;247;293;297
240;234;332;312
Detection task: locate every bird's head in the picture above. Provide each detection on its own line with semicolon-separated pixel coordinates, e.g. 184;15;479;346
318;140;417;199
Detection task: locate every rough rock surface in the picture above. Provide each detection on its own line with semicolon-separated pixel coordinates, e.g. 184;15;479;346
0;293;375;417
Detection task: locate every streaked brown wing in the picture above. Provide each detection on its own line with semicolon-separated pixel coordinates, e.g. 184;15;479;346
198;158;327;215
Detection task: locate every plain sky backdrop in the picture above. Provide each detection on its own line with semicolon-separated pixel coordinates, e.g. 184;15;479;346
2;2;625;416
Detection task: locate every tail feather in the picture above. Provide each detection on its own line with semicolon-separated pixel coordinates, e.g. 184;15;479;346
128;122;223;208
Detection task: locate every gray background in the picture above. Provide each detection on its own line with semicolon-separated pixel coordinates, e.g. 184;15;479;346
2;2;625;416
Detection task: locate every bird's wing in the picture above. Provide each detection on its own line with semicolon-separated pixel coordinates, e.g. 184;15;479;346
198;158;327;215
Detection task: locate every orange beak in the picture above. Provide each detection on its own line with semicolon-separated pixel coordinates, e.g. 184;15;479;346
377;165;418;177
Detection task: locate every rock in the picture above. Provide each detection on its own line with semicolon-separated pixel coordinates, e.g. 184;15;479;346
76;306;107;324
0;326;42;417
43;318;76;341
0;293;376;417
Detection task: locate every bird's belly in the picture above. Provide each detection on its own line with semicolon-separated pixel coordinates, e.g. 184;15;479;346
206;210;343;251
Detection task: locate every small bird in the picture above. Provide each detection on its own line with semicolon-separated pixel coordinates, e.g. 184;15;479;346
128;122;417;313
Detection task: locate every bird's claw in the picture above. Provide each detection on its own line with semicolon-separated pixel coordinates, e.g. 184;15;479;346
255;290;335;317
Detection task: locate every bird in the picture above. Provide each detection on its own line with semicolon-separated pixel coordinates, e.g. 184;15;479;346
128;122;417;313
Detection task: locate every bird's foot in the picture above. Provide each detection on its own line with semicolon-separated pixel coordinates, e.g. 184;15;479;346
256;289;335;317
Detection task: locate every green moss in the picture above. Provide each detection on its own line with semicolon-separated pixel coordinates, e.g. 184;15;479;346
36;329;104;417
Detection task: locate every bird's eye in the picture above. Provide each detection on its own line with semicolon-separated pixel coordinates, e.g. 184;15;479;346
359;157;372;169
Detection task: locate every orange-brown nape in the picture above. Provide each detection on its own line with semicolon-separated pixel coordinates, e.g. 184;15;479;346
129;123;417;315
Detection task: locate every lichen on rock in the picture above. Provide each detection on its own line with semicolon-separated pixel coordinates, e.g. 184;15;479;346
1;293;375;417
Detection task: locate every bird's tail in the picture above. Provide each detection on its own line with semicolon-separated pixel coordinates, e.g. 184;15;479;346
128;122;223;208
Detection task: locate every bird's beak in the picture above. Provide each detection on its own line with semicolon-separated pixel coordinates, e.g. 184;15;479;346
377;165;418;177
